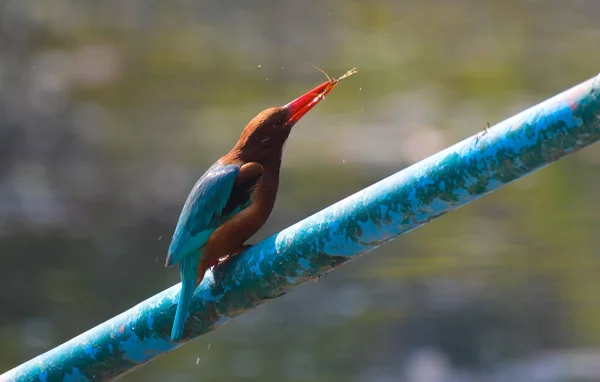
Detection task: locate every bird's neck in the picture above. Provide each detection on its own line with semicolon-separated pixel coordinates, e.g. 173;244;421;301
262;159;281;184
225;147;284;168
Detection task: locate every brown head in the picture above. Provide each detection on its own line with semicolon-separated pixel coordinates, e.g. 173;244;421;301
228;68;357;165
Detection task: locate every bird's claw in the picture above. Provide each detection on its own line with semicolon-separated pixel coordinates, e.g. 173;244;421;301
217;244;252;264
217;254;231;263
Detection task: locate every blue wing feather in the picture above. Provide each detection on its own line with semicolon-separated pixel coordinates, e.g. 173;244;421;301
167;162;243;265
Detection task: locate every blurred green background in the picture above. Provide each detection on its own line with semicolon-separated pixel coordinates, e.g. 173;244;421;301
2;1;600;381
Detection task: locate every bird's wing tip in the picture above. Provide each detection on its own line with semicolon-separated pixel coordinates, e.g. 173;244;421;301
165;253;176;267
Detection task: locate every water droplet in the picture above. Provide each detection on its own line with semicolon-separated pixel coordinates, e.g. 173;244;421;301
359;87;362;90
257;64;262;68
196;357;200;364
342;159;345;163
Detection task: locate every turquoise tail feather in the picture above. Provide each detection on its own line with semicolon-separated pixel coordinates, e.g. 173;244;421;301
171;256;198;341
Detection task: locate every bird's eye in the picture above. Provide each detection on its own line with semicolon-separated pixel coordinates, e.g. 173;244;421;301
260;137;271;148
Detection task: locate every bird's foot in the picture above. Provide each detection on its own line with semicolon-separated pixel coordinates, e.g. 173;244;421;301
217;244;252;263
217;255;230;263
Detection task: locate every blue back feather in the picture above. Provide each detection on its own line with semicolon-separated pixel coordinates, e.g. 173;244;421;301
167;162;243;265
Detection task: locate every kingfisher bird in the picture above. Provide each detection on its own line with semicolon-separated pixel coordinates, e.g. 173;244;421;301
166;68;357;341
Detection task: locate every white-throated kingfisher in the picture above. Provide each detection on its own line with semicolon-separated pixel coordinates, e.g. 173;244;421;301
165;68;357;341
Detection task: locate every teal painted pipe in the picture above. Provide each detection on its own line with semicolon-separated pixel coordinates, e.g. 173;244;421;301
3;74;600;381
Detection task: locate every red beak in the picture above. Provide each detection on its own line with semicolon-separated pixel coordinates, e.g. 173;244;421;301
283;67;357;128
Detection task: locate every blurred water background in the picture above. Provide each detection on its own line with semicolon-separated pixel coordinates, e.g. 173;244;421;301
2;1;600;381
